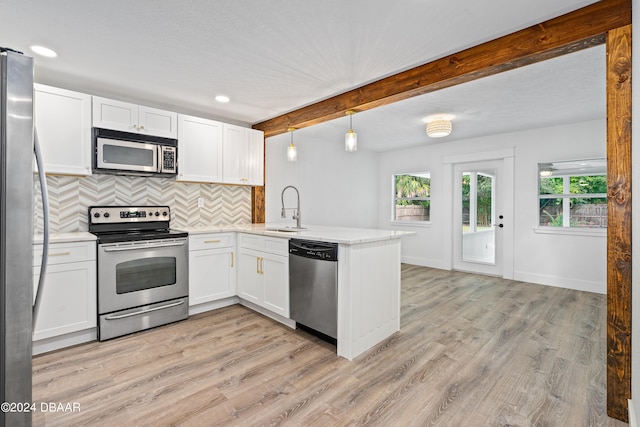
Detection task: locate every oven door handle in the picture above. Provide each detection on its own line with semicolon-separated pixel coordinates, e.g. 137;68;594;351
104;300;185;320
102;241;186;252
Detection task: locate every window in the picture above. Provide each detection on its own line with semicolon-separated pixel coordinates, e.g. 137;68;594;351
462;171;494;233
538;159;607;228
393;173;430;222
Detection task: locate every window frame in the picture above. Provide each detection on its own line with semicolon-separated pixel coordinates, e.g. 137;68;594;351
537;158;607;232
391;172;431;226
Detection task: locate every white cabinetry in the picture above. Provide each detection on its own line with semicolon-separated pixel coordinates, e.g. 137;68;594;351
222;124;264;186
237;234;288;317
188;233;236;305
177;114;224;183
34;84;92;176
32;241;97;343
92;96;178;138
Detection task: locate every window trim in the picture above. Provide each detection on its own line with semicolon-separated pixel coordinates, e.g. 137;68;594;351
391;172;431;224
537;159;607;230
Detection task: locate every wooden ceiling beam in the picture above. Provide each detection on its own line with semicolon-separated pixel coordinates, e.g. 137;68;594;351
252;0;631;138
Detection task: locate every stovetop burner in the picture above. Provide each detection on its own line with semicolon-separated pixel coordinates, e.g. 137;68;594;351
88;205;187;243
92;229;188;244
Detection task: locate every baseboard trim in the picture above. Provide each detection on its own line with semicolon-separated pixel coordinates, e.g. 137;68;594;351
401;256;444;269
238;299;296;329
514;271;605;294
33;328;97;355
189;296;238;315
630;399;637;427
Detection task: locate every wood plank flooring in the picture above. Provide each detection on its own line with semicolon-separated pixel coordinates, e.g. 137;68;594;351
32;265;628;426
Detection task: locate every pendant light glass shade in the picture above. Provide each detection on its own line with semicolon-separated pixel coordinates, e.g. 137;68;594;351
426;119;452;138
287;127;297;161
345;110;357;152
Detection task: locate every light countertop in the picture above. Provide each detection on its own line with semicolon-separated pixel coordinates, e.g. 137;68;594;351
178;223;415;245
33;232;97;244
31;225;415;245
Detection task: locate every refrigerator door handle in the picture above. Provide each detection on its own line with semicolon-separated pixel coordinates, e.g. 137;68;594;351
32;128;49;332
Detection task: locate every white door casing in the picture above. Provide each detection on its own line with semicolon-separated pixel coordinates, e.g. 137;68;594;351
443;148;515;279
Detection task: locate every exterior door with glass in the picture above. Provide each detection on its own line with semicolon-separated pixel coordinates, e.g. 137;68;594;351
453;160;504;276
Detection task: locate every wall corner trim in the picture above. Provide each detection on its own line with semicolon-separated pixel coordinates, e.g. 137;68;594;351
629;400;637;427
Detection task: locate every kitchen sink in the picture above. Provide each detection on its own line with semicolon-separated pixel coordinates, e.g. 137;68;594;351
266;226;307;232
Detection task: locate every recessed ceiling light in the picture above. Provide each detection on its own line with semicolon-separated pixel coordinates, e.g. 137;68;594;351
215;95;230;103
30;45;58;58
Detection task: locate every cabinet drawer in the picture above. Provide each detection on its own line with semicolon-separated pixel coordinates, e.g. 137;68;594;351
189;233;235;251
238;233;288;256
33;241;96;266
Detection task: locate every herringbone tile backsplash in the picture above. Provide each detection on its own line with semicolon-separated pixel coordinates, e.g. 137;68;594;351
34;175;252;234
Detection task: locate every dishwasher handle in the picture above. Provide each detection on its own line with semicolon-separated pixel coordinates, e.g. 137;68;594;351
289;239;338;261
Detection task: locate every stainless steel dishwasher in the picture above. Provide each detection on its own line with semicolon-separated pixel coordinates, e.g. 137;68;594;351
289;239;338;341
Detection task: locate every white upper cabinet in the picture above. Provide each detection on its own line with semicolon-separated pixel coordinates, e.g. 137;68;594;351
246;128;265;185
92;96;177;138
222;124;264;186
34;84;92;176
176;114;223;183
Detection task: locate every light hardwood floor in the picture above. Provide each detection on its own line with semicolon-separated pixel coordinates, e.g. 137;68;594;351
32;265;628;426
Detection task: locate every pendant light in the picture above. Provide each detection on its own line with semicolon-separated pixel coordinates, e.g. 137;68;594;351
345;110;357;152
287;127;297;161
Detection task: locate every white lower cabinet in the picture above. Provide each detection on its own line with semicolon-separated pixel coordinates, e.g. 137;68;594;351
188;233;236;305
32;241;97;342
237;234;289;318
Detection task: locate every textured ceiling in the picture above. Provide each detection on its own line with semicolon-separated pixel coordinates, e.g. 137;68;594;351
0;0;599;131
268;44;605;152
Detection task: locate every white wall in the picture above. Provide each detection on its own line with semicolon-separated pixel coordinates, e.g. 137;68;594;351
265;130;379;228
378;119;607;293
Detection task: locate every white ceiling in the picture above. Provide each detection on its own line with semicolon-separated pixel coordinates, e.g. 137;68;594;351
1;0;603;151
270;44;605;152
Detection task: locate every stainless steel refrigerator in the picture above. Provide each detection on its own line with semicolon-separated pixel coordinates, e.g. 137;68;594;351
0;47;49;427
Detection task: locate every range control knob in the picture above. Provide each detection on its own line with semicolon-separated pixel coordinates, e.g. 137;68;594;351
93;212;100;218
155;211;160;217
162;211;168;217
104;212;110;218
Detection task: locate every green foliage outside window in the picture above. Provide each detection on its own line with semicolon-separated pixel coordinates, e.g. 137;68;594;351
394;173;430;222
538;161;607;228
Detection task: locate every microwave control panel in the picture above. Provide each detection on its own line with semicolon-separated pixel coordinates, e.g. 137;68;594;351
161;147;176;173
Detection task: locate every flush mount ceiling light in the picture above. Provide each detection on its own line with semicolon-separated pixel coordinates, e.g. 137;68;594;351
345;109;357;152
424;114;454;138
214;95;230;103
287;127;297;162
30;45;57;58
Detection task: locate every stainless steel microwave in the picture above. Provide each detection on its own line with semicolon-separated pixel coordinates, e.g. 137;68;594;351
93;128;178;177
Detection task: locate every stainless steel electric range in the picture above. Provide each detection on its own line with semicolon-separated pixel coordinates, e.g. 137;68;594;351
88;205;189;341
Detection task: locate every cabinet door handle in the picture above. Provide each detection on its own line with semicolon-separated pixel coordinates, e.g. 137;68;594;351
205;239;221;244
231;251;234;268
257;257;260;274
48;251;71;257
260;257;264;275
139;125;145;130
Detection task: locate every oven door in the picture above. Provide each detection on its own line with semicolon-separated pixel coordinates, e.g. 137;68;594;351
96;137;158;173
97;238;188;314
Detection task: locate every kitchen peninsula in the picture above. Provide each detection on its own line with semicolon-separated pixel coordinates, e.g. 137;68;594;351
183;224;414;360
33;225;413;361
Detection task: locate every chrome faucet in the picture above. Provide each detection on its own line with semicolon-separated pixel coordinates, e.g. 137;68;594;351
281;185;302;229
